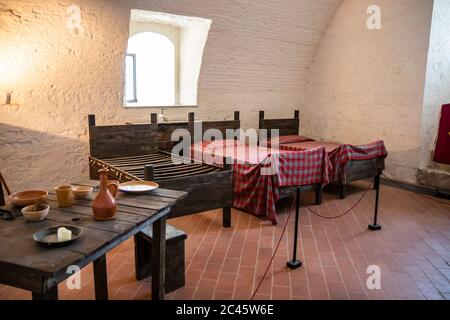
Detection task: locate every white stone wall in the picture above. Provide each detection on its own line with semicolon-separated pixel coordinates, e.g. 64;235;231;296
303;0;434;183
420;0;450;169
0;0;342;190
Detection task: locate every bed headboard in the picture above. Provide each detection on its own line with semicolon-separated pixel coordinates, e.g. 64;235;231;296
155;114;191;151
88;114;159;159
200;111;241;138
150;111;241;151
258;110;300;137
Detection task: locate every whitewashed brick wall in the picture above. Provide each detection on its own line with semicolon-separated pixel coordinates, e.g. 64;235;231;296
0;0;342;190
303;0;434;183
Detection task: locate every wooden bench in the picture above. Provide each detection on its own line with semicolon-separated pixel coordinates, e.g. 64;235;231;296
134;224;187;294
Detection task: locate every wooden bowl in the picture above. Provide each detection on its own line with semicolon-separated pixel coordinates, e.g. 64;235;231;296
21;204;50;222
72;186;93;199
9;190;48;207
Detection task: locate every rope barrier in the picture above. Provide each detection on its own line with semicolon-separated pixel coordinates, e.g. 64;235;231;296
250;195;297;300
251;181;373;299
251;173;449;298
305;181;373;219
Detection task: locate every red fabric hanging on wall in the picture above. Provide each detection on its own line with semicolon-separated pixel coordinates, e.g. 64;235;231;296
433;104;450;165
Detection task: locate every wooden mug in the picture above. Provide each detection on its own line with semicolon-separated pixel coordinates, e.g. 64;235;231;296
55;185;73;208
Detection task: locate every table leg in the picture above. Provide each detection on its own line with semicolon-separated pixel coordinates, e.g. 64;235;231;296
32;286;58;300
93;254;108;300
152;215;167;300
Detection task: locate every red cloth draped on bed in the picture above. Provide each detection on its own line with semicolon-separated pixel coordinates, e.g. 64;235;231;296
433;104;450;165
192;140;332;224
278;138;388;183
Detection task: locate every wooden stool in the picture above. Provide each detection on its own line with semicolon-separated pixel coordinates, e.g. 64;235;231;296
134;224;187;293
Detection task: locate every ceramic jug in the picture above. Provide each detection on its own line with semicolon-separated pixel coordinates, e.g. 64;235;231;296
92;169;118;220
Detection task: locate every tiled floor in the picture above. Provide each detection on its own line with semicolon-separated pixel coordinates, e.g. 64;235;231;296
1;181;449;300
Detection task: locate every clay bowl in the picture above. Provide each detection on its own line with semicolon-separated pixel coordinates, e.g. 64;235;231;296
72;186;94;199
21;204;50;222
9;190;48;207
118;181;159;194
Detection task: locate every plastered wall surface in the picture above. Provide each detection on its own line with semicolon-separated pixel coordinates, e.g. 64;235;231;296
0;0;342;190
420;0;450;169
303;0;434;183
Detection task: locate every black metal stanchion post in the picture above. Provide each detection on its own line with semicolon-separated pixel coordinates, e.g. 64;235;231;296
287;187;302;269
368;169;382;231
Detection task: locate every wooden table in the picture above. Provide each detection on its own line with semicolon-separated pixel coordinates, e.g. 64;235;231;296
0;180;187;300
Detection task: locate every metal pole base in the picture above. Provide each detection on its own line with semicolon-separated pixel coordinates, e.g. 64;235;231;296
286;260;302;270
368;224;382;231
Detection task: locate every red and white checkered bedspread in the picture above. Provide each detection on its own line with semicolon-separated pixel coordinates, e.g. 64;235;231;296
278;138;388;183
191;140;332;224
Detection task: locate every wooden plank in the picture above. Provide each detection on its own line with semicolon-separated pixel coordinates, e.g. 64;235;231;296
157;122;189;151
44;206;135;234
103;153;168;162
73;181;188;201
0;263;48;292
258;111;300;138
260;119;299;137
0;220;84;276
89;123;159;159
46;195;153;223
201;120;240;138
159;170;233;218
48;191;173;214
346;158;384;182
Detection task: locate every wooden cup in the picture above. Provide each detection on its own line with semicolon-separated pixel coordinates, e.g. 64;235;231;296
55;185;73;208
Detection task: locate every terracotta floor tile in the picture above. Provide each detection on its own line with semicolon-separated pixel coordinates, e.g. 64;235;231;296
1;183;449;301
272;286;291;300
416;282;444;300
310;289;329;300
323;266;342;282
291;278;310;298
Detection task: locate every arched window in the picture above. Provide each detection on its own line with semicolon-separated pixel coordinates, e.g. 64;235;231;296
125;32;175;106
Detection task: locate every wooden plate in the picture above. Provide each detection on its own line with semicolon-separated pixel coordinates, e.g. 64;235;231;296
33;225;82;247
9;190;48;207
118;181;159;194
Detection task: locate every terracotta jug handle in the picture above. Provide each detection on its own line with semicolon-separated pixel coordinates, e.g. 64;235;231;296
107;182;119;198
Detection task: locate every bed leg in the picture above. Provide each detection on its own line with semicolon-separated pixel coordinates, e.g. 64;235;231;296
315;184;322;205
223;207;231;228
144;165;155;181
339;182;346;199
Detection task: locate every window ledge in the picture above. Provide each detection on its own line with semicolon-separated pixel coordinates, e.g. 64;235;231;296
123;104;198;109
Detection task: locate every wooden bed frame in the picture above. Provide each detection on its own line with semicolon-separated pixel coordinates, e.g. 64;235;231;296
88;112;240;228
259;110;385;199
128;111;241;151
